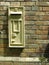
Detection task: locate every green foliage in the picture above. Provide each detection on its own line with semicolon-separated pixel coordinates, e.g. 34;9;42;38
39;57;46;62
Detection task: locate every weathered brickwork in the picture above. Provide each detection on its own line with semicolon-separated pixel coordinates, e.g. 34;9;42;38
0;2;48;56
0;1;49;65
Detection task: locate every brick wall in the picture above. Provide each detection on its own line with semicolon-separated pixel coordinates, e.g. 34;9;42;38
0;1;49;65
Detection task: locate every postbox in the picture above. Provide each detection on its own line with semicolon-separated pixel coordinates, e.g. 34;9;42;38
8;7;25;47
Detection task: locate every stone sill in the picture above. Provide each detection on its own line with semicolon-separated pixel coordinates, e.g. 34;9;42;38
0;57;40;62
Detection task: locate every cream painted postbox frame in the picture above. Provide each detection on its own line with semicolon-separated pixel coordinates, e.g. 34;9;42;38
8;6;25;48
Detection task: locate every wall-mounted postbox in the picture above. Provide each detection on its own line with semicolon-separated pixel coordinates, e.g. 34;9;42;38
8;7;25;48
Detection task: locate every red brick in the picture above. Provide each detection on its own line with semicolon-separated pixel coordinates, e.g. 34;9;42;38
10;2;20;6
43;7;49;11
0;43;8;48
0;16;6;20
35;21;49;26
36;2;49;6
21;2;35;6
23;49;36;53
0;62;3;65
0;48;4;55
37;25;49;30
25;6;32;11
26;11;49;16
36;12;46;15
36;30;48;35
39;35;48;40
36;40;49;44
39;15;49;21
20;53;28;57
25;15;39;21
3;62;13;65
0;24;3;30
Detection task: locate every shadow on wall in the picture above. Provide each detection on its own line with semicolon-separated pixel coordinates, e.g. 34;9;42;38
3;37;23;57
44;43;49;62
4;47;23;57
44;27;49;62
